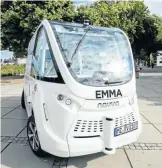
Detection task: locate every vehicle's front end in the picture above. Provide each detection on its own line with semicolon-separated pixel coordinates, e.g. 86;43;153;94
24;20;142;157
67;87;141;156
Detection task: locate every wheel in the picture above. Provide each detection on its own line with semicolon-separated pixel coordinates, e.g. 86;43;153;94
27;115;47;157
21;90;26;109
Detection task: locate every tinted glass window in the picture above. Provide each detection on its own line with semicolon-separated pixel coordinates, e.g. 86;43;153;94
32;28;58;81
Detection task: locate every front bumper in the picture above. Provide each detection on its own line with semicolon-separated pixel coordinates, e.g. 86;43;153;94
68;129;140;157
67;109;142;157
39;106;141;157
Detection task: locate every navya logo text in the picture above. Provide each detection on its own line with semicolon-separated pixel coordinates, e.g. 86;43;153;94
97;101;119;108
96;89;122;99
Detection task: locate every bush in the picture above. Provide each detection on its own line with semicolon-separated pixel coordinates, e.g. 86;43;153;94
1;64;25;77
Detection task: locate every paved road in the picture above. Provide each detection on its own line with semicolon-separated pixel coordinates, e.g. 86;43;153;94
1;77;162;168
141;66;162;73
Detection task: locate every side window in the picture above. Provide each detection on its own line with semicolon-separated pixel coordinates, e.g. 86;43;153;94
34;29;43;60
26;34;36;76
31;27;59;81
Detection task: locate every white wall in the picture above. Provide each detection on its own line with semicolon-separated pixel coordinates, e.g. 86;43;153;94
15;58;27;64
157;56;162;66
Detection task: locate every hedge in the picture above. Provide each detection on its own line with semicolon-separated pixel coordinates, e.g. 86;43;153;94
1;64;25;77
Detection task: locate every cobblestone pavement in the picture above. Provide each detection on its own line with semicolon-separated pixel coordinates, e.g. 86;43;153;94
1;76;162;168
1;136;162;150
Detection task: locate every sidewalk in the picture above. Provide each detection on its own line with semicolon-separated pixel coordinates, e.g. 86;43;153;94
0;75;24;84
1;76;162;168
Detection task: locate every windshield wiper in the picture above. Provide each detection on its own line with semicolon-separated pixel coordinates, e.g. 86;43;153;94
70;27;91;63
104;81;122;85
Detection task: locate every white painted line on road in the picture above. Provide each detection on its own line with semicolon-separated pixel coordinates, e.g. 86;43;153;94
140;73;162;76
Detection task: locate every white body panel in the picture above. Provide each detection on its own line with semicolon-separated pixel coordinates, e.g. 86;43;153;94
24;20;142;157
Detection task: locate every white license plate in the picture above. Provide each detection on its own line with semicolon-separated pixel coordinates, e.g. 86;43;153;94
114;121;138;137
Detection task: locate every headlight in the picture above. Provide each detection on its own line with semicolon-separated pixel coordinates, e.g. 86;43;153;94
57;94;73;106
65;99;72;105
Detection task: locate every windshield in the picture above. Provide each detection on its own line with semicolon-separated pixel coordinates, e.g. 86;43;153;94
51;23;133;86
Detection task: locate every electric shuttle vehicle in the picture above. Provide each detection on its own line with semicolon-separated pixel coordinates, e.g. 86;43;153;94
22;19;142;157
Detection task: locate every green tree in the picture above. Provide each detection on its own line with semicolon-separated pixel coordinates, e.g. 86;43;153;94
152;15;162;53
75;1;151;50
1;0;76;58
153;15;162;41
133;15;158;56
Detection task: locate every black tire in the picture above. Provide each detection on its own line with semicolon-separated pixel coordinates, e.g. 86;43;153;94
27;115;47;157
21;90;26;109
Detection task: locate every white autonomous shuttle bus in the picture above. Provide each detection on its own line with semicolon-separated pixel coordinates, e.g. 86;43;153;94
22;19;141;157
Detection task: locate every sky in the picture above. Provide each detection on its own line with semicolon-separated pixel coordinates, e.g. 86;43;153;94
144;0;162;16
0;50;13;60
74;0;162;16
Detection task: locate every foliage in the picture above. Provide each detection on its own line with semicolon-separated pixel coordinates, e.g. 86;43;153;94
75;1;161;56
1;0;76;58
75;1;149;44
153;15;162;41
1;64;25;76
133;15;158;55
1;0;162;59
139;49;147;60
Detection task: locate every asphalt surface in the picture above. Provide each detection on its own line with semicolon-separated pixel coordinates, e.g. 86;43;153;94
141;66;162;73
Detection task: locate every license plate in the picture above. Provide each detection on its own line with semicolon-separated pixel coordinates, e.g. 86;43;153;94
114;121;138;137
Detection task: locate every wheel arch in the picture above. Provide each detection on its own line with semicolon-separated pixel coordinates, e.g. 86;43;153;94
26;103;34;118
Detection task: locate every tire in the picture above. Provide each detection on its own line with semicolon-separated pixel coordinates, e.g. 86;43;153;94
27;115;47;157
21;90;26;109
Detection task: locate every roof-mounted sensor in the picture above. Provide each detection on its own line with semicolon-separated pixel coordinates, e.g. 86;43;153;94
83;20;90;27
